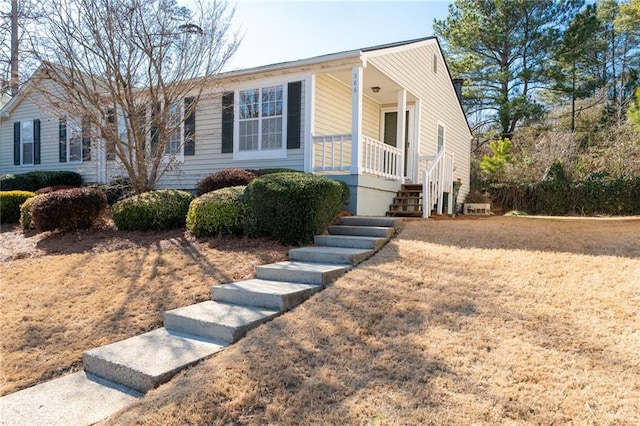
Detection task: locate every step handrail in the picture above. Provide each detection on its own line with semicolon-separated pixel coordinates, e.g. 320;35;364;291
422;150;454;218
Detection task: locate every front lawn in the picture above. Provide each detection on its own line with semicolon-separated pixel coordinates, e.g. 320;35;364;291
103;216;640;425
0;225;288;396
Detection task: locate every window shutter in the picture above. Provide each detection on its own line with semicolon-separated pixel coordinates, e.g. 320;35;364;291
287;81;302;149
82;116;91;161
184;97;195;156
150;102;160;156
33;119;41;165
13;122;20;165
221;91;234;153
106;109;116;161
59;118;67;163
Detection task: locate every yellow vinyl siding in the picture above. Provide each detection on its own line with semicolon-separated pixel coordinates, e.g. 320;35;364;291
368;42;471;200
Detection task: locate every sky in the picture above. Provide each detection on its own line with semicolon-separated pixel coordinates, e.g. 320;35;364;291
223;1;452;70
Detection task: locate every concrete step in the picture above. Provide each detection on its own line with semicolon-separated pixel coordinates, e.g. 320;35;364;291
0;371;141;426
340;216;403;228
289;246;374;265
255;261;348;286
314;234;387;251
83;328;227;394
164;301;280;343
211;279;321;311
327;225;394;238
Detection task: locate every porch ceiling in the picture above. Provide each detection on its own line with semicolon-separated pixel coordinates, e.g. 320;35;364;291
326;65;417;105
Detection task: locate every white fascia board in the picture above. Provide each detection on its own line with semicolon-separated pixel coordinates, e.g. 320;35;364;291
361;38;436;61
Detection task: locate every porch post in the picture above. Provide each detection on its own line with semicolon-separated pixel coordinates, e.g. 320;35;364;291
351;66;363;175
396;89;407;182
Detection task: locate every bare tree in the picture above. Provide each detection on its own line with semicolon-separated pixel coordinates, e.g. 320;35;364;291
0;0;42;96
32;0;239;193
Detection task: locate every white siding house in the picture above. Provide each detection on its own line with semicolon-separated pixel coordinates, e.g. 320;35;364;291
1;37;472;216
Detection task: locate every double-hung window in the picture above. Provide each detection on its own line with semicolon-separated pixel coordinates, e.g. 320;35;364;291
59;116;91;163
437;123;445;153
21;121;34;165
236;84;285;159
167;102;182;155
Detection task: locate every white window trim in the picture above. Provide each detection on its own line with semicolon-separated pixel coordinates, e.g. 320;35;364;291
233;78;288;161
436;121;446;154
66;116;84;164
21;120;34;166
166;102;184;162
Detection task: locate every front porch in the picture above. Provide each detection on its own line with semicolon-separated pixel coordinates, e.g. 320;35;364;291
306;65;454;217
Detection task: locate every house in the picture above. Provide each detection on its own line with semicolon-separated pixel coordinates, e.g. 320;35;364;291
0;37;471;217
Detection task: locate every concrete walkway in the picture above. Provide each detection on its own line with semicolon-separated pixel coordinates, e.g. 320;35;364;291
0;216;402;425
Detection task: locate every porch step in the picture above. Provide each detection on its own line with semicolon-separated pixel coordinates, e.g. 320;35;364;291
387;184;424;217
210;279;322;311
340;216;403;228
256;261;348;286
163;301;280;344
83;328;227;393
328;225;395;238
401;184;423;191
289;246;374;265
315;234;387;251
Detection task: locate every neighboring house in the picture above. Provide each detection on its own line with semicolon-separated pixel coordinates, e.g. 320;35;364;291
0;37;472;216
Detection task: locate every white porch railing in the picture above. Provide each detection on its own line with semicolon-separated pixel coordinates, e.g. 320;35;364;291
421;150;454;218
313;134;402;180
313;134;352;172
361;135;402;179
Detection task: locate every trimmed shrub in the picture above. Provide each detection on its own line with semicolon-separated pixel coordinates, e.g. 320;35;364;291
336;180;351;206
257;168;303;176
187;186;246;237
0;190;36;223
244;172;343;244
0;171;82;192
99;177;135;205
19;194;44;229
112;189;194;231
35;185;76;195
196;169;259;196
30;187;107;232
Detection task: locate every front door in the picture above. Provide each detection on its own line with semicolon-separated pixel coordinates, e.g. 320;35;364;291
382;108;415;181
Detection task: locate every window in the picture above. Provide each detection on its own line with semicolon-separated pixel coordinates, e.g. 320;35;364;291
13;119;40;166
21;121;34;165
167;102;182;155
437;124;445;153
237;85;284;157
59;116;91;163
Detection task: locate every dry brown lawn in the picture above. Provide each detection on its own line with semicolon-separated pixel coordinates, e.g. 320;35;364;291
0;225;288;396
101;217;640;425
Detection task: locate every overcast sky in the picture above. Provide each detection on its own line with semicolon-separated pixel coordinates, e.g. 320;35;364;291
224;1;452;70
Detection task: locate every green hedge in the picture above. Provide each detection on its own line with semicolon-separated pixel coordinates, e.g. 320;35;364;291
30;187;107;232
196;169;259;196
0;171;82;192
488;177;640;215
20;194;44;229
244;173;343;244
112;190;194;231
0;190;36;223
187;186;246;237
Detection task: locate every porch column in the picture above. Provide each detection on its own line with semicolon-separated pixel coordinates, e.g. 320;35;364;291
351;66;363;175
396;89;407;182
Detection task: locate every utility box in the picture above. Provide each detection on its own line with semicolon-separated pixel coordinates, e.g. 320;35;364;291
464;203;491;215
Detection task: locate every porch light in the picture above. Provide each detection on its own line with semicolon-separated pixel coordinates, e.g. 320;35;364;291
371;86;380;93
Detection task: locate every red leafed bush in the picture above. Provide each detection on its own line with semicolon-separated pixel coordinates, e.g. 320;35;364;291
196;168;259;196
30;187;107;232
35;185;77;195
